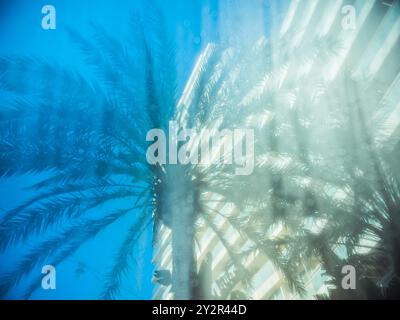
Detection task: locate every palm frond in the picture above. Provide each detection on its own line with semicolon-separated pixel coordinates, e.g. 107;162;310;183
0;206;142;298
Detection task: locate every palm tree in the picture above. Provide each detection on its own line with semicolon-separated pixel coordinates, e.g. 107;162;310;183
147;33;344;299
312;160;400;299
167;20;400;298
172;33;341;297
1;1;399;301
0;7;176;299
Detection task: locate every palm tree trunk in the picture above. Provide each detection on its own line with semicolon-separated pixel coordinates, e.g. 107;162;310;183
164;165;196;299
